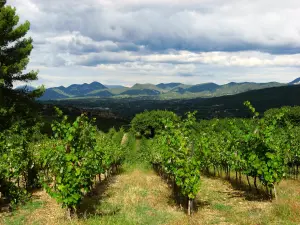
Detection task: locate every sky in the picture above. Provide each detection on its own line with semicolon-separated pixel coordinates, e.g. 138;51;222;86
7;0;300;87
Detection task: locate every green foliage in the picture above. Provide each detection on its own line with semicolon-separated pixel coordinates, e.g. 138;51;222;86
195;102;291;197
0;0;38;88
160;112;201;199
131;110;179;138
39;108;128;216
41;108;98;212
138;102;299;210
0;121;43;204
144;112;201;215
0;0;44;130
265;106;300;126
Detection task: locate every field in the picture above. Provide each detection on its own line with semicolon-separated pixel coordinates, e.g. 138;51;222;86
1;162;300;225
1;103;300;225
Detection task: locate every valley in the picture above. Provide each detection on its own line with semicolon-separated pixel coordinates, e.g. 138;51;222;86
37;81;285;101
41;84;300;123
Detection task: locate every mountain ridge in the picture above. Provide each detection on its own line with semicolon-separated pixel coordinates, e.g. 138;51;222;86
289;78;300;85
19;78;299;100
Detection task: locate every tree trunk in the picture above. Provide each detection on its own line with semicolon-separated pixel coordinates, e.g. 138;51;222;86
66;207;77;220
173;178;176;198
273;185;277;200
266;186;270;198
254;176;259;193
246;175;251;190
188;198;192;216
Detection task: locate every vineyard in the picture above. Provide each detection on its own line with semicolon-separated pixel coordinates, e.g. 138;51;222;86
0;107;135;219
1;102;300;224
138;103;300;216
1;1;300;224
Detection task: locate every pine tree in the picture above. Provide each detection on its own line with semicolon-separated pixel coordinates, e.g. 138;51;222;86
0;0;38;88
0;0;43;130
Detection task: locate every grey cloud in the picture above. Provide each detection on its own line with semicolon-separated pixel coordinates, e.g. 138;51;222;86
177;72;194;77
6;0;300;87
9;0;300;55
76;52;137;66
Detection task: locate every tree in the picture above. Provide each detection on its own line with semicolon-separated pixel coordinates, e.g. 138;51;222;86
0;2;44;204
131;110;180;138
0;0;43;130
0;0;38;88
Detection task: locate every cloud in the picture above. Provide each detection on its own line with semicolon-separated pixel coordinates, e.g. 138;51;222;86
178;73;194;77
9;0;300;53
6;0;300;87
75;50;300;67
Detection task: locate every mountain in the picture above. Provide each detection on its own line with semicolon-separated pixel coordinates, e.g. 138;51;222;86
171;87;187;94
120;83;163;96
189;83;300;119
130;83;163;91
40;88;71;100
85;90;114;97
105;85;126;89
109;87;129;95
52;84;300;122
15;85;36;92
63;81;107;96
156;83;182;90
213;82;283;96
289;77;300;85
121;89;161;96
38;80;286;100
185;83;220;93
39;81;108;100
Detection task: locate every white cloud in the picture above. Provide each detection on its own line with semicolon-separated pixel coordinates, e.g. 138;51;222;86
6;0;300;87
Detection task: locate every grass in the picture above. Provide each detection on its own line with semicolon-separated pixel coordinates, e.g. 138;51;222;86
0;200;44;225
212;203;233;212
76;166;182;225
1;166;300;225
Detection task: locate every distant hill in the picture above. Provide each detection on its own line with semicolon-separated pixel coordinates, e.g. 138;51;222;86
41;88;71;100
39;81;108;100
185;83;220;93
15;85;36;92
130;83;163;91
105;85;126;89
85;90;114;97
213;82;283;96
64;81;107;96
49;84;300;121
109;87;130;95
289;77;300;85
171;87;187;94
38;80;290;100
121;89;161;96
190;83;300;118
119;83;163;96
156;83;182;90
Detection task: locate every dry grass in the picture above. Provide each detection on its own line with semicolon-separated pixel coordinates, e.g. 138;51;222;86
25;190;65;225
1;166;300;225
180;177;300;225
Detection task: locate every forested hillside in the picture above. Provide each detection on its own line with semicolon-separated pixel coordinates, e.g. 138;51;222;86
44;84;300;122
37;81;285;100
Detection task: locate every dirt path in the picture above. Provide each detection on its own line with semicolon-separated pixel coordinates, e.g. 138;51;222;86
1;167;299;225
